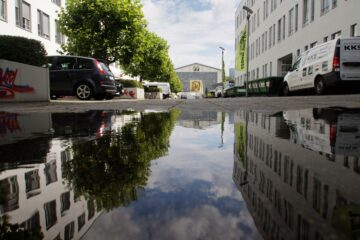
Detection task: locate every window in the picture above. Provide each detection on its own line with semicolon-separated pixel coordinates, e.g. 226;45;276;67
44;160;58;185
77;58;93;70
16;0;31;31
0;0;6;21
310;0;315;21
44;200;57;230
303;0;309;25
269;26;272;48
332;0;337;8
64;222;74;240
310;41;317;48
295;4;298;32
323;36;328;42
289;8;294;36
282;15;286;40
60;192;71;216
52;0;61;6
278;18;281;42
351;24;358;37
257;8;260;27
331;31;341;39
55;57;76;70
38;10;50;39
321;0;330;15
78;213;86;231
270;62;272;76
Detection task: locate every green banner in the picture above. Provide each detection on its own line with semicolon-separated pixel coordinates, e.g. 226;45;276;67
235;27;247;72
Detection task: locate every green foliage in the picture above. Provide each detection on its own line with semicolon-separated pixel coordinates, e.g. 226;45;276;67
58;0;147;65
144;86;162;93
62;110;181;211
124;30;183;92
117;80;143;88
0;35;47;67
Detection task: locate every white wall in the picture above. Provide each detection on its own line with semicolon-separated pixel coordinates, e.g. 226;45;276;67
0;59;50;102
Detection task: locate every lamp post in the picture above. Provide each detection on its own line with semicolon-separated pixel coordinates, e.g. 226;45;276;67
243;5;253;97
219;46;225;83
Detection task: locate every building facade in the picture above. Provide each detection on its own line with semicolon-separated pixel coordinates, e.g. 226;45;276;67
235;0;360;86
0;0;65;55
176;63;222;94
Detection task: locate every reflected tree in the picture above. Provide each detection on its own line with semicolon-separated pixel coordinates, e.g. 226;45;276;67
62;110;180;211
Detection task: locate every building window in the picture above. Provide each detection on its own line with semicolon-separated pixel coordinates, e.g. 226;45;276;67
44;200;57;230
0;0;7;21
51;0;61;7
351;24;358;37
289;8;294;36
331;31;341;40
257;8;260;27
310;41;317;48
282;15;286;40
269;26;272;48
297;49;300;57
332;0;337;9
55;20;65;44
273;23;276;46
303;0;309;25
193;65;200;72
324;36;328;42
295;4;298;32
278;18;281;42
38;10;50;39
15;0;31;31
321;0;330;15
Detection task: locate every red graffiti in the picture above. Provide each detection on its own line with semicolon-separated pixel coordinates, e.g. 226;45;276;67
0;68;34;99
0;112;21;137
123;89;136;98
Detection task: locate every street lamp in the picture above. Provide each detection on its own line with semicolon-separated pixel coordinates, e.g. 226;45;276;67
219;46;225;83
243;5;253;97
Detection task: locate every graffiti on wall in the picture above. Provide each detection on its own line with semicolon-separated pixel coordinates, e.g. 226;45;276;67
0;112;21;137
0;68;34;98
123;88;136;98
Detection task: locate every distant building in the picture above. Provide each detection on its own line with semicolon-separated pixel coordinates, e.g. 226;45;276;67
235;0;360;86
229;68;235;80
176;63;222;94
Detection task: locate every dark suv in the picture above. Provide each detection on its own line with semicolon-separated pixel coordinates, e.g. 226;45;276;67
47;56;117;100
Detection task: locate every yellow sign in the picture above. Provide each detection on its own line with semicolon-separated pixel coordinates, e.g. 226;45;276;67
235;27;247;71
190;80;203;93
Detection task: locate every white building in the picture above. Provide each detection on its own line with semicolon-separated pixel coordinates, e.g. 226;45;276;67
0;0;65;55
235;0;360;86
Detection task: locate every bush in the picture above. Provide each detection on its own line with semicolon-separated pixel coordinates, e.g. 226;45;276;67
117;80;143;89
144;86;162;93
0;35;47;67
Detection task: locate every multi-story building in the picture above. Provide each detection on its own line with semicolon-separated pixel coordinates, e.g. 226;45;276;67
234;0;360;86
0;0;65;55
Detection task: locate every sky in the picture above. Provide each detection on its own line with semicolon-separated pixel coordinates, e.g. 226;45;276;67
141;0;242;72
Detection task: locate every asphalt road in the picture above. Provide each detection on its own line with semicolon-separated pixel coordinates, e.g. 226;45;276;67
1;94;360;114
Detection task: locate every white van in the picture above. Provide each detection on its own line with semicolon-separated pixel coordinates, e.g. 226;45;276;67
283;37;360;95
143;82;171;98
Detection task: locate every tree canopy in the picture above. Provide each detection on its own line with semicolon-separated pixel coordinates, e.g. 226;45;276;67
58;0;146;65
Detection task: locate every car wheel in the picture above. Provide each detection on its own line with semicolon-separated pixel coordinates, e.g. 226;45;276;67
76;83;93;100
315;77;325;95
282;83;290;96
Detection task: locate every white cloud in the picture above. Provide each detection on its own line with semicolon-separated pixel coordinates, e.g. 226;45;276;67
141;0;241;71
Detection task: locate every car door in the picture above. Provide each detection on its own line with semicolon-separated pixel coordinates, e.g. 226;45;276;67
287;57;303;91
51;57;76;95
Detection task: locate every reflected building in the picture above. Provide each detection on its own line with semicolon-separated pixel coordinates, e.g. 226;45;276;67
178;111;222;129
233;108;360;240
0;139;102;240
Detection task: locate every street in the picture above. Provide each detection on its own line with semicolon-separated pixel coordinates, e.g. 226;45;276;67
1;94;360;114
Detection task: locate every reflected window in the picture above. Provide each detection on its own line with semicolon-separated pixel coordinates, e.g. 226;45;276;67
21;211;40;231
296;166;303;195
61;192;71;216
297;214;310;240
64;221;74;240
78;212;85;231
284;200;294;229
25;170;40;198
53;234;61;240
354;157;360;174
0;176;19;213
88;200;95;220
44;159;58;185
44;200;57;230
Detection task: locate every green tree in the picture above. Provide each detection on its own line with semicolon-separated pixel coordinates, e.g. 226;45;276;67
58;0;146;65
62;110;181;211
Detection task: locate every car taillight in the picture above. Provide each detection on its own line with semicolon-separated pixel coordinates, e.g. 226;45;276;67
333;56;340;72
330;124;337;147
94;60;105;75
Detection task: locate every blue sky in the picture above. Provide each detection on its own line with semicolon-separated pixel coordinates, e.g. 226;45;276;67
141;0;242;72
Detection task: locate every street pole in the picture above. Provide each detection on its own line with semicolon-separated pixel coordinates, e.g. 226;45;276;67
243;6;253;97
219;47;225;83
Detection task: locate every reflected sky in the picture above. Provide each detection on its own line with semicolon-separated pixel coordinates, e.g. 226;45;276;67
83;114;262;240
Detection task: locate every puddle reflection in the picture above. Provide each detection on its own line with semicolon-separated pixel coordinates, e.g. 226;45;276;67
0;107;359;239
233;107;360;240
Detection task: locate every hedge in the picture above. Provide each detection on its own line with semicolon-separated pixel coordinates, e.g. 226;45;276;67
0;35;47;67
144;86;162;93
117;80;143;89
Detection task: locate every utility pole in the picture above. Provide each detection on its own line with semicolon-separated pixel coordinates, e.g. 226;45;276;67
243;5;253;97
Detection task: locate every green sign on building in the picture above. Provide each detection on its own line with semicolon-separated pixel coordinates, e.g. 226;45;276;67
235;27;247;72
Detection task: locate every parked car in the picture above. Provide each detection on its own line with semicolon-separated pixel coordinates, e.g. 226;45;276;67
115;82;124;96
209;85;223;98
47;56;117;100
283;37;360;96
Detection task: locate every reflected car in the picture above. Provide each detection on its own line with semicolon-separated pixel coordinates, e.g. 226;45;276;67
47;56;117;100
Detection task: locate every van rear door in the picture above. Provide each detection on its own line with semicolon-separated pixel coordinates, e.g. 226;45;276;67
340;38;360;81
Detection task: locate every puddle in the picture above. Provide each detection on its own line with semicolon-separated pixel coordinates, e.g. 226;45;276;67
0;108;359;240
